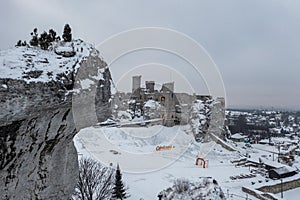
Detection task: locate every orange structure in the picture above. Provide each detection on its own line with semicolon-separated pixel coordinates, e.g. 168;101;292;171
195;156;208;168
156;145;173;151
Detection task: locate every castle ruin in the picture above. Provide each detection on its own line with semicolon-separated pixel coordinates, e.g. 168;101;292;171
117;75;212;127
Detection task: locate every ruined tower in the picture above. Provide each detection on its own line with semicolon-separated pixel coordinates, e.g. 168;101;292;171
132;75;141;93
145;81;155;93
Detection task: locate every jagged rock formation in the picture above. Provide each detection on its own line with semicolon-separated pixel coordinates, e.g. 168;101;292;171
190;97;225;142
0;40;112;199
207;97;226;138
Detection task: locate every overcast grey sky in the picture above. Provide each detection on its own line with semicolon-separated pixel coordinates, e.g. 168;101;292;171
1;0;300;109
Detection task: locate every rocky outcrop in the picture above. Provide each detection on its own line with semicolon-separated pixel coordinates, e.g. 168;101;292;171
206;97;225;139
0;40;112;199
190;97;225;142
0;105;77;200
158;177;226;200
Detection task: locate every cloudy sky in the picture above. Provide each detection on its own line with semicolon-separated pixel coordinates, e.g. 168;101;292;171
1;0;300;109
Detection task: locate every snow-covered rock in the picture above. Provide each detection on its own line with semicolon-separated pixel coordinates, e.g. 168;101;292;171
0;39;112;199
190;97;225;142
143;100;165;120
158;177;226;200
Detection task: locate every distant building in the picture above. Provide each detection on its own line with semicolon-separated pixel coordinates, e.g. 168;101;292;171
268;166;297;179
128;76;178;126
127;75;211;127
230;133;247;142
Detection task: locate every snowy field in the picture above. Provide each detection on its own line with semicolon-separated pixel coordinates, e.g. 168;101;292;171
74;125;299;200
275;187;300;200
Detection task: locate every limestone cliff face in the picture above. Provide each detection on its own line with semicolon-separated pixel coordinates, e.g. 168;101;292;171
190;97;225;142
0;40;112;199
206;97;225;140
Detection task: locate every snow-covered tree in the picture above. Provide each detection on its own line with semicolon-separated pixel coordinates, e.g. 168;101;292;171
62;24;72;42
39;31;50;50
16;40;22;47
21;41;27;46
48;29;57;43
112;164;129;199
29;28;39;46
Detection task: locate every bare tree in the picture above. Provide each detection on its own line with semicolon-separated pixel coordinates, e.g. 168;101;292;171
173;178;190;193
73;157;114;200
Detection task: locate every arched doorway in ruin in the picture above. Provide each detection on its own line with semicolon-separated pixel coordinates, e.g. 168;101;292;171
195;156;208;168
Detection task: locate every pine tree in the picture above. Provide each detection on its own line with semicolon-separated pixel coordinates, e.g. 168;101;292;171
62;24;72;42
112;164;128;199
29;28;39;46
21;41;27;46
48;29;56;42
16;40;22;47
39;31;50;50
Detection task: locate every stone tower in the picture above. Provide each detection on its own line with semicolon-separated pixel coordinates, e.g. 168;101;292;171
145;81;155;93
132;75;141;93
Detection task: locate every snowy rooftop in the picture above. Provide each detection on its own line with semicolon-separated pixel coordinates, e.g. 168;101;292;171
259;137;297;144
259;157;296;172
231;133;247;139
271;166;296;175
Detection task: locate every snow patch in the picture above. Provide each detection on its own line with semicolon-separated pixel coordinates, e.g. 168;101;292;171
80;78;95;90
1;84;7;89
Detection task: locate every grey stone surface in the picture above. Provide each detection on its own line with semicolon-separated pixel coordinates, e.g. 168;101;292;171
190;97;225;143
207;97;225;138
0;107;77;200
0;43;111;200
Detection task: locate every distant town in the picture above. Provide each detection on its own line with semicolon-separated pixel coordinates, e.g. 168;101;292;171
226;109;300;143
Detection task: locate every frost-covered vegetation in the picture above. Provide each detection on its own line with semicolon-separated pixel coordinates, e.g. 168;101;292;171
158;177;226;200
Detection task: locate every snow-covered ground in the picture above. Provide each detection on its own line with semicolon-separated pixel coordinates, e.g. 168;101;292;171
275;187;300;200
0;40;93;83
74;125;195;173
75;125;293;199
